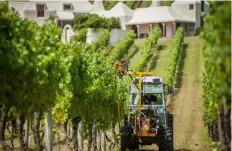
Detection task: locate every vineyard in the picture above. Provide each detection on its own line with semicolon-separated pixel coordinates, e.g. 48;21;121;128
0;1;231;151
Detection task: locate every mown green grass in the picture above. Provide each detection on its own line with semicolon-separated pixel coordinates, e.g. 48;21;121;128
152;38;173;78
129;38;173;76
129;48;142;70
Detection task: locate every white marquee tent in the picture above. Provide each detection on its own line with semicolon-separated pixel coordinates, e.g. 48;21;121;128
98;2;134;30
90;0;105;13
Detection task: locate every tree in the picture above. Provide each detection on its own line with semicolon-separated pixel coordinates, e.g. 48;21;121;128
73;14;121;31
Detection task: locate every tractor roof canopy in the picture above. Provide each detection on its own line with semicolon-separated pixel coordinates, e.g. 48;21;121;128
130;76;164;94
132;76;163;84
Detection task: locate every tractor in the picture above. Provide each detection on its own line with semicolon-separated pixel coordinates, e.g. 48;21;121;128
115;60;174;151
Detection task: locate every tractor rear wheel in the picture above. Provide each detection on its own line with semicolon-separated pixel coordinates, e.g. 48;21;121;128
168;113;174;150
158;127;173;151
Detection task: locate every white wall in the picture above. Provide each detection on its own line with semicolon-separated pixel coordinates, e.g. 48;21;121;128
172;1;209;35
24;11;37;20
119;17;126;30
195;3;201;29
110;29;127;45
8;2;28;17
24;10;56;25
121;16;133;30
166;22;173;37
139;24;149;34
171;3;195;20
86;28;103;44
86;28;127;45
204;3;210;14
127;23;175;38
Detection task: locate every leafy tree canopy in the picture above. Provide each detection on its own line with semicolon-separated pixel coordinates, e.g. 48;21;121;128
73;14;121;31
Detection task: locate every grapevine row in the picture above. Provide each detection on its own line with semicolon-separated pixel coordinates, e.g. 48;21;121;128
113;30;136;60
89;29;110;52
0;3;128;151
165;27;184;86
54;28;127;150
201;1;231;148
71;28;87;43
135;27;161;71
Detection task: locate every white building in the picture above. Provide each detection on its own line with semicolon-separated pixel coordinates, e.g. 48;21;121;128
8;0;209;38
126;0;210;38
8;0;93;27
98;2;134;30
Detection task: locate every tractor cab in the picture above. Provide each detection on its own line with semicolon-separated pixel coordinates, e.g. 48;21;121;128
129;76;165;109
129;76;167;128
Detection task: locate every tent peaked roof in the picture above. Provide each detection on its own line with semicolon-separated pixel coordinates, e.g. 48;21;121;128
126;6;195;25
99;2;133;18
91;0;105;13
150;0;160;7
109;2;133;16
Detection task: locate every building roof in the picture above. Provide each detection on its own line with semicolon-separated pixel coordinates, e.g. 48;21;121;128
126;6;195;25
100;2;133;18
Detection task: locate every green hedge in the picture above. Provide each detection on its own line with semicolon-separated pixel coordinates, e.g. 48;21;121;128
73;14;121;31
71;28;87;43
85;30;110;53
135;28;161;71
113;31;136;60
165;27;184;86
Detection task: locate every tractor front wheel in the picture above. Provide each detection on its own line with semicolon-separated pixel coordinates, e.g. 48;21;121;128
121;126;139;151
158;127;173;151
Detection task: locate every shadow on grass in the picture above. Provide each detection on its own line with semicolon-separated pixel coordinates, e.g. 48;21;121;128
147;44;165;71
167;43;188;112
104;46;114;56
157;44;167;50
127;46;139;60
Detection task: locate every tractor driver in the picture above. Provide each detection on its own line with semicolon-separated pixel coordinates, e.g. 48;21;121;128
143;94;157;104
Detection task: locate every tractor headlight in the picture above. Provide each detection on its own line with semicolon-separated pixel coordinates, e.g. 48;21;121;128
156;118;159;125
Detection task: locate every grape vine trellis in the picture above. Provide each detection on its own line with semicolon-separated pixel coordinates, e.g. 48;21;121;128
201;1;231;150
135;28;161;71
165;27;184;86
0;2;128;151
0;2;72;150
